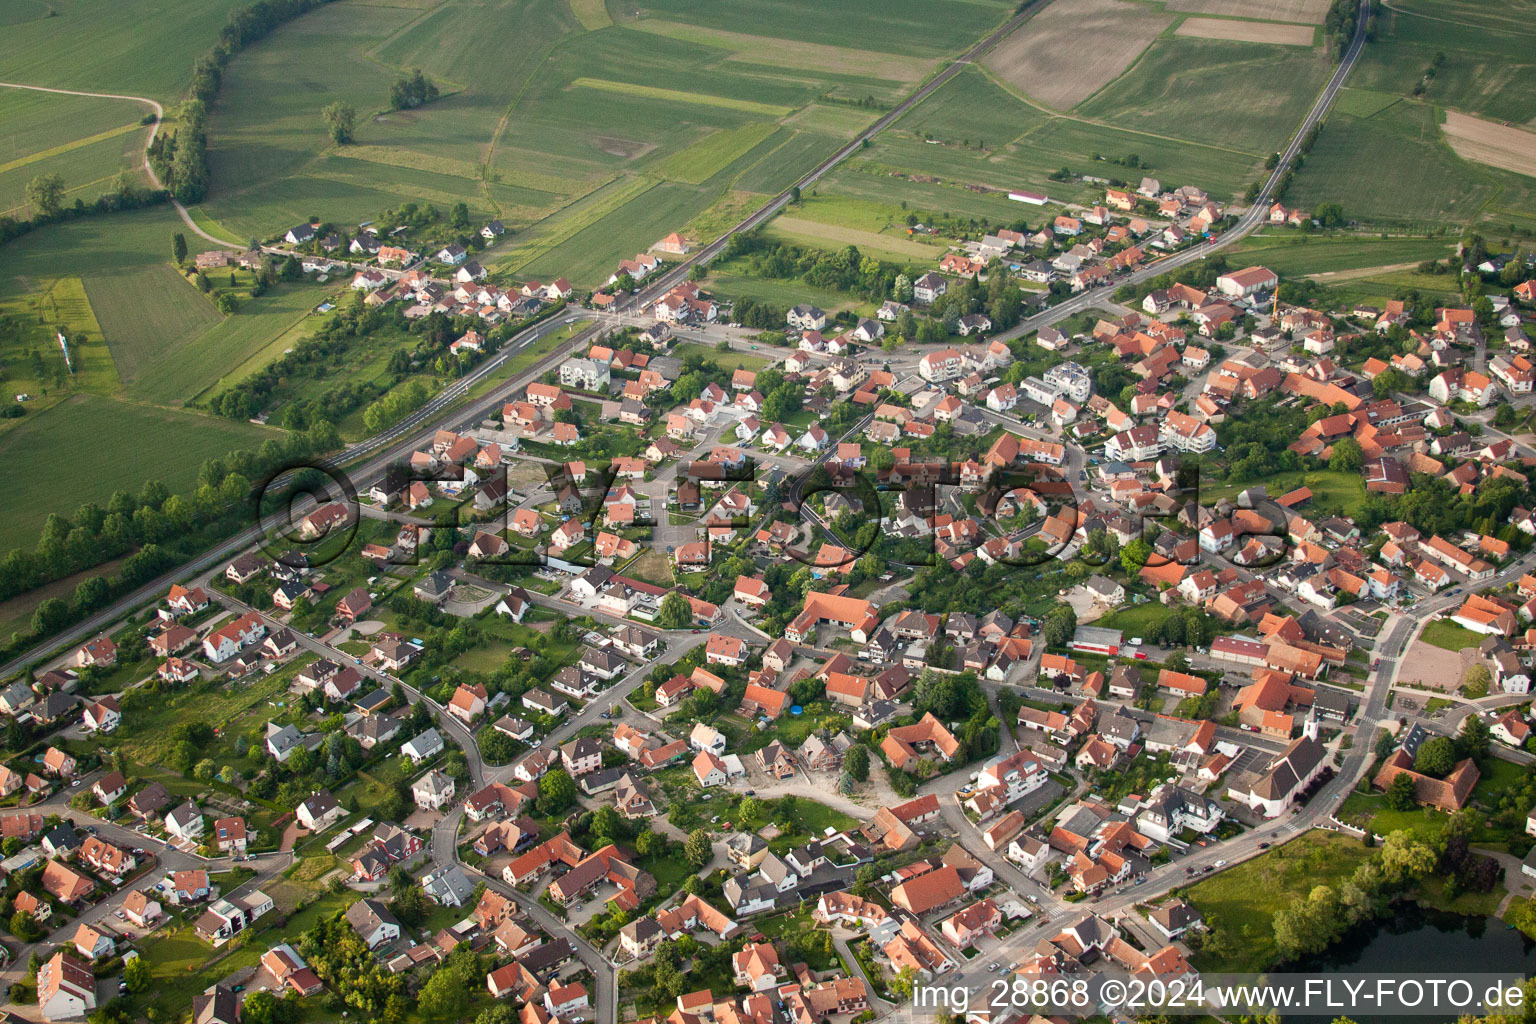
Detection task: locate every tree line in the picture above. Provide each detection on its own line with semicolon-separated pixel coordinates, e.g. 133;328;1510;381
1;172;169;251
178;0;342;201
0;422;340;663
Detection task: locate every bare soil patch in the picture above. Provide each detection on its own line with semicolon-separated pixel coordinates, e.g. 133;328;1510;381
1164;0;1330;23
1393;640;1465;691
1175;17;1316;44
1442;110;1536;178
984;0;1174;110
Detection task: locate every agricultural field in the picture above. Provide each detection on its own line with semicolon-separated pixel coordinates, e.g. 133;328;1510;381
1441;112;1536;178
984;0;1173;111
190;0;1015;289
0;0;248;101
1284;0;1536;230
1232;231;1457;277
0;87;154;217
1346;0;1536;126
1285;99;1503;230
1174;18;1316;45
130;279;334;408
1073;35;1332;170
1162;0;1330;21
627;0;1013;57
0;394;276;552
841;53;1280;216
81;265;223;392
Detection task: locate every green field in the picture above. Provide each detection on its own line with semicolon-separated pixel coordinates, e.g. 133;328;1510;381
1419;619;1483;653
673;343;771;372
1075;36;1332;161
706;263;877;317
132;278;331;406
1233;231;1457;276
0;0;248;102
651;122;782;184
0;275;120;422
82;265;223;391
1286;99;1498;229
0;87;153;216
1183;831;1373;972
1346;0;1536;125
1200;468;1366;514
631;0;1012;56
0;394;276;551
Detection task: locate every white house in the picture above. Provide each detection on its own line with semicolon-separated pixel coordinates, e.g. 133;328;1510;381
402;729;445;764
165;800;204;842
412;769;456;810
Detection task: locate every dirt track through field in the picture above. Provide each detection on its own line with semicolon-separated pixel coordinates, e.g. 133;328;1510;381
1442;110;1536;178
1305;261;1423;281
984;0;1173;110
1175;17;1316;44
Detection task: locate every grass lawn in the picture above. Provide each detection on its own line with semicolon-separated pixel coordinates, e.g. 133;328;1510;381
1420;619;1483;653
786;798;859;838
1183;831;1373;972
621;548;675;587
1096;602;1171;638
673;343;771;372
707;266;875;318
1337;789;1452;839
1200;468;1366;515
1470;756;1527;803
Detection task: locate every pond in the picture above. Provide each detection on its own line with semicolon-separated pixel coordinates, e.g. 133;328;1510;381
1285;902;1536;1022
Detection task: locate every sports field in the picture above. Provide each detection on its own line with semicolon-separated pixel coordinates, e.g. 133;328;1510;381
0;394;275;552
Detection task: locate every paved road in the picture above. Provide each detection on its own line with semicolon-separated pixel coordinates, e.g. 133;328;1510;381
0;305;600;684
0;767;296;986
